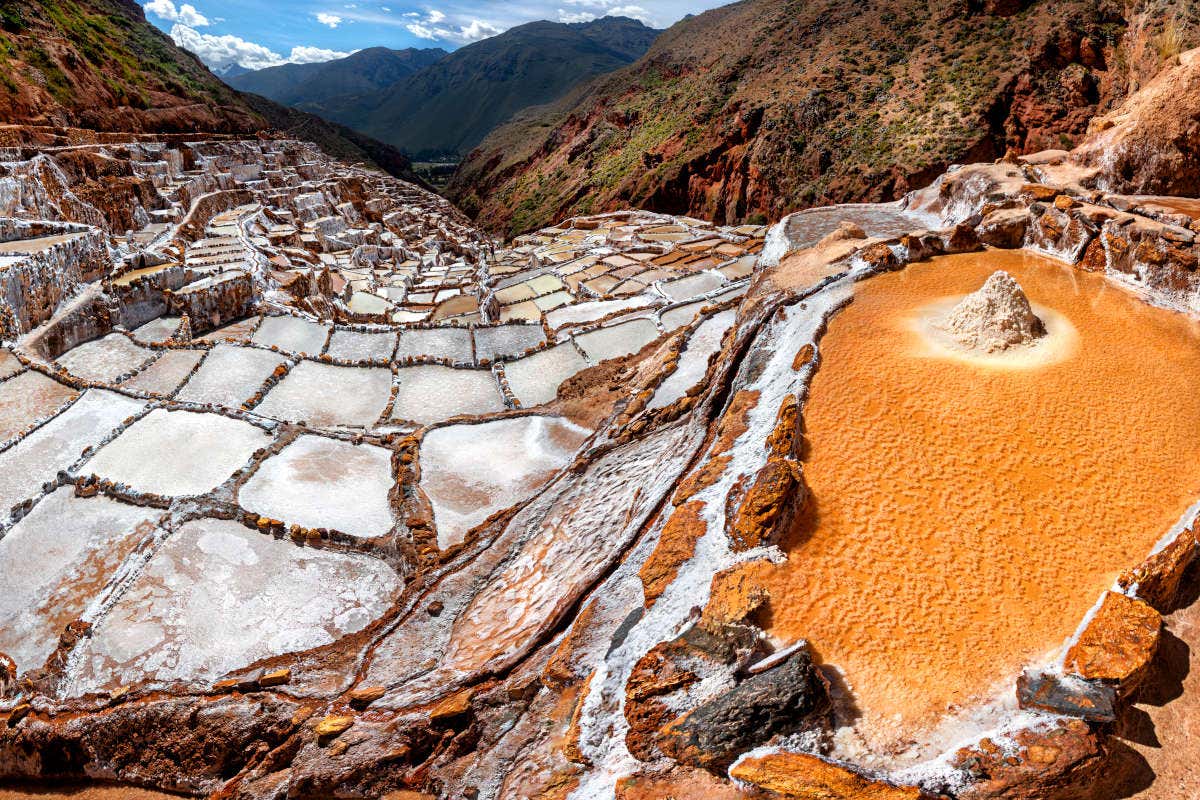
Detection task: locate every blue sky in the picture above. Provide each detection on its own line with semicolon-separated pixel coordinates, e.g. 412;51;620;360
141;0;728;71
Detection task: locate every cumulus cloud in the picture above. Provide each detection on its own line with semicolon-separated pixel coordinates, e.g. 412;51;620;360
605;4;652;22
403;9;500;43
169;24;351;70
144;0;210;27
557;0;655;24
315;12;344;28
288;45;357;63
556;9;595;22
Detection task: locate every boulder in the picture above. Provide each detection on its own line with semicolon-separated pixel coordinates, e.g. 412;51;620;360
1064;591;1161;693
1016;670;1116;722
1117;528;1198;612
730;751;924;799
655;644;829;770
953;719;1109;800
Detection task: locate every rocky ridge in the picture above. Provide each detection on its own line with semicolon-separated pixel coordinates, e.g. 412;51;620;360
448;0;1200;236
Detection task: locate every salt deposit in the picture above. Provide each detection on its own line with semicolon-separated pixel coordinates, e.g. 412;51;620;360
936;270;1046;352
240;434;395;538
419;415;591;549
86;408;271;496
66;517;399;694
255;361;391;428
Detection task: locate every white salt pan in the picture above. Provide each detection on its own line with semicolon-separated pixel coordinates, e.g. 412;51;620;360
0;390;146;514
420;416;591;549
573;318;659;362
86;408;270;496
326;329;398;362
67;517;399;694
504;344;589;408
56;334;155;383
176;344;285;408
251;315;330;355
391;365;505;425
648;310;735;410
240;434;395;538
120;349;205;396
0;488;159;672
256;361;391;428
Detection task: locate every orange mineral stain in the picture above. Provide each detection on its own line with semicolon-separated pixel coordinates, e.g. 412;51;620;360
751;249;1200;752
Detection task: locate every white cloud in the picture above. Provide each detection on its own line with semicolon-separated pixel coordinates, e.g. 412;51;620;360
289;45;355;63
457;19;502;40
402;9;500;43
169;24;350;70
144;0;210;27
557;0;655;24
606;4;651;22
316;12;344;28
557;9;596;22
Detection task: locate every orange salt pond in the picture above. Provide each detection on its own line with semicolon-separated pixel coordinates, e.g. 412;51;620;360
748;249;1200;755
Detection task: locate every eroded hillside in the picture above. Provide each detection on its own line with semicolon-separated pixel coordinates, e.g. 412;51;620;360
448;0;1200;236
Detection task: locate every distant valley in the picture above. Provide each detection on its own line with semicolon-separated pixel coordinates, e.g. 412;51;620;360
226;17;661;161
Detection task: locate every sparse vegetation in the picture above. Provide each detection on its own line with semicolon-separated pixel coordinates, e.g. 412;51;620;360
452;0;1200;237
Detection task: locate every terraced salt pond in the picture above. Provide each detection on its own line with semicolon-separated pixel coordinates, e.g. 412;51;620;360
391;365;505;424
0;370;76;440
176;344;285;408
0;390;145;513
120;348;205;395
240;435;395;538
419;416;591;549
251;315;330;354
66;517;400;695
0;488;159;672
325;328;398;362
741;250;1200;760
256;361;391;428
55;334;155;383
573;318;659;362
504;343;589;408
473;324;545;362
649;310;735;410
86;409;271;497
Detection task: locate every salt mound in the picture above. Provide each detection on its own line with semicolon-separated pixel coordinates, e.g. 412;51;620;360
939;270;1046;352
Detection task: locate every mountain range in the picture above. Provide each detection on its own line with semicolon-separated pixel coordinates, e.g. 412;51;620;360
447;0;1197;235
227;17;661;160
0;0;425;184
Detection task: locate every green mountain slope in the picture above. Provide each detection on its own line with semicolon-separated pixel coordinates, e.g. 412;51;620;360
447;0;1200;236
227;46;447;108
0;0;425;182
317;16;661;160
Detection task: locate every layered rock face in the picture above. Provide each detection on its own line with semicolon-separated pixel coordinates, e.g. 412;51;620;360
939;270;1047;352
